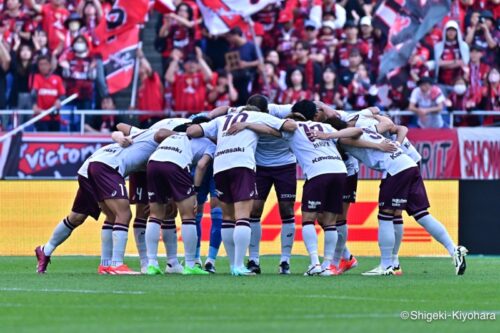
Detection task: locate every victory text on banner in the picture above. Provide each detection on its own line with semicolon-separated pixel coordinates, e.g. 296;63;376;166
458;128;500;180
0;180;458;257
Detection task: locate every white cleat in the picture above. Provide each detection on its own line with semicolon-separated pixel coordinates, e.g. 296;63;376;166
319;268;333;276
453;245;468;275
362;265;394;276
304;264;323;276
165;262;184;274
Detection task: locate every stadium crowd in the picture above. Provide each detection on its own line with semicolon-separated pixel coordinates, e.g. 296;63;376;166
0;0;499;132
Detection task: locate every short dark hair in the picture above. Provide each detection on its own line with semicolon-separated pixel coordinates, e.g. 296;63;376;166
228;27;243;36
173;124;189;132
37;55;51;63
291;100;317;121
191;116;211;124
325;117;348;130
247;94;269;113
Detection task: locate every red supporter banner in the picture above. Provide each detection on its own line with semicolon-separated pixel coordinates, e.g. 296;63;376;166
7;134;112;179
358;129;460;179
458;128;500;180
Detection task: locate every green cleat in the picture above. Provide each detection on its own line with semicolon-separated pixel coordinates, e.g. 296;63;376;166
183;265;210;275
146;265;163;275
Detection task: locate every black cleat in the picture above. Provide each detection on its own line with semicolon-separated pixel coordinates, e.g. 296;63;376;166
279;261;290;275
246;260;261;274
204;262;216;274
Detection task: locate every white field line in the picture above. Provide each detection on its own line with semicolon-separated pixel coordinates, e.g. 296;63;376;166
0;287;144;295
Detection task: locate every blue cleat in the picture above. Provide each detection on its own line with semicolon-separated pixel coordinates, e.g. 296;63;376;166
231;266;257;276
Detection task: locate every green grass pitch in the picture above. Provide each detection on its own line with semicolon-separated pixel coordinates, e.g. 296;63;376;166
1;256;498;333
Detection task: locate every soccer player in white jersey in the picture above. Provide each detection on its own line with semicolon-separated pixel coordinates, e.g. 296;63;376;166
317;118;468;276
121;118;192;274
242;95;298;274
332;105;421;275
145;119;215;275
82;126;173;274
187;106;297;276
282;100;397;276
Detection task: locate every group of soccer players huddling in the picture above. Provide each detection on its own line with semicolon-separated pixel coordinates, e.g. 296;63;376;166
35;95;468;277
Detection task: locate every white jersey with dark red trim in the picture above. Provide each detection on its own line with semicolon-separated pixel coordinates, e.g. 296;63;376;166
200;110;287;174
78;128;159;178
283;121;347;180
342;127;417;176
149;133;215;169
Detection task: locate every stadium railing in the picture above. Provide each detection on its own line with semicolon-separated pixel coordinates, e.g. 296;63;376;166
0;109;499;134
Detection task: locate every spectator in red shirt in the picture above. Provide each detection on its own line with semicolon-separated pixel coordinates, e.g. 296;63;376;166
347;64;376;110
291;40;322;91
447;76;480;126
156;3;198;75
31;55;66;132
280;67;312;104
434;20;470;90
321;0;346;32
0;0;35;47
465;10;498;65
28;0;69;52
137;57;165;128
62;13;86;52
265;50;287;91
165;48;213;115
303;20;327;64
480;67;500;125
464;45;490;104
208;70;238;108
334;20;369;69
315;65;345;108
253;62;280;103
275;17;302;70
408;47;431;89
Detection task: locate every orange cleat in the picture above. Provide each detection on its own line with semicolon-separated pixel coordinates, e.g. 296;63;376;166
329;265;343;276
98;265;110;275
107;264;141;275
339;255;358;273
393;265;403;276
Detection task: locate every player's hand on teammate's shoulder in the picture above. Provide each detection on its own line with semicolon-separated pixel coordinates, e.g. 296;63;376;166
111;131;133;148
311;130;330;140
227;122;248;135
379;139;398;152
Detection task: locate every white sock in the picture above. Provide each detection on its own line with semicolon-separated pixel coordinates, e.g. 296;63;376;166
280;216;295;263
393;216;404;267
133;218;147;267
162;219;178;265
181;220;198;268
111;224;129;267
322;227;338;269
378;213;395;269
234;219;251;269
221;220;235;268
43;217;75;256
302;222;320;266
415;212;456;256
100;221;113;266
146;218;162;267
333;221;347;266
248;218;261;264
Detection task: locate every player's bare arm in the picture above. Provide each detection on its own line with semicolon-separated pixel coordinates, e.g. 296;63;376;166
116;123;133;135
111;131;133;148
339;137;398;152
227;122;282;137
373;115;396;133
193;155;212;190
312;127;363;140
390;125;409;144
208;106;230;119
154;128;176;143
314;101;341;119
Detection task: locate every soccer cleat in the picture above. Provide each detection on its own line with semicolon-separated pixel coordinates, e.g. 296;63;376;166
231;267;257;276
35;246;50;274
279;261;291;275
329;265;342;276
204;262;216;274
140;260;148;274
304;264;323;276
453;245;468;275
165;262;184;274
108;264;141;275
146;265;163;275
319;268;333;276
361;265;394;276
183;265;210;275
246;260;261;274
339;255;358;273
97;265;110;275
393;265;403;276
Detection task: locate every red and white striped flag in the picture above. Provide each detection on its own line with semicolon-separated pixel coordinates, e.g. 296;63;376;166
153;0;176;14
197;0;278;35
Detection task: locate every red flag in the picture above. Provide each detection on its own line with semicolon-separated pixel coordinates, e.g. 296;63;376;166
153;0;176;14
95;27;140;94
95;0;148;44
